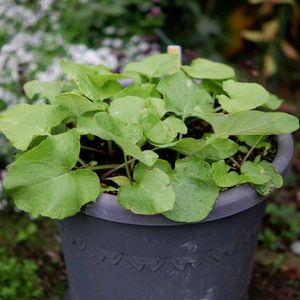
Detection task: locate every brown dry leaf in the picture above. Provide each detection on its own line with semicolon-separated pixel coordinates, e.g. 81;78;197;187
281;40;299;60
241;30;265;42
242;19;279;43
262;19;279;40
225;6;255;57
263;54;277;77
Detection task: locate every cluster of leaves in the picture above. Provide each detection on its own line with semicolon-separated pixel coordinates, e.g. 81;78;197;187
0;54;298;222
0;206;68;300
259;202;300;251
0;248;43;300
54;0;164;44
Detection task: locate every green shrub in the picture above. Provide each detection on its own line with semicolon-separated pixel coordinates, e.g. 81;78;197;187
259;203;300;250
0;248;43;300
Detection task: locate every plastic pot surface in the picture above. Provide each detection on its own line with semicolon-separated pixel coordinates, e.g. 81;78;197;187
61;134;294;300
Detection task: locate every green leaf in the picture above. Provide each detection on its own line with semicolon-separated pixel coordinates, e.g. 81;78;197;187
157;71;213;117
3;130;100;219
212;160;274;188
94;112;158;166
238;135;268;148
124;54;178;78
202;137;239;160
182;58;235;80
109;96;145;124
78;112;142;144
239;145;249;153
24;80;76;101
151;159;173;175
143;116;187;145
240;161;271;185
114;83;159;99
144;97;166;118
52;92;106;117
263;94;283;110
251;161;283;196
60;61;124;101
217;80;269;113
162;157;219;222
118;163;175;215
0;104;68;150
170;136;238;160
170;138;206;155
195;111;299;136
106;176;130;187
212;160;241;187
140;97;186;145
94;112;143;144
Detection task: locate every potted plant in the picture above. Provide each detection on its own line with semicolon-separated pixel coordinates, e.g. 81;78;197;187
0;53;298;300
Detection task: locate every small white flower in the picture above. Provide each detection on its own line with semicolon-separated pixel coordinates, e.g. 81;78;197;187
112;38;123;49
104;26;116;35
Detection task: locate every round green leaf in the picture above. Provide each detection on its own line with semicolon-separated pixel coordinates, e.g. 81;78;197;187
194;110;299;136
124;54;178;78
211;160;241;188
163;156;219;222
217;80;269;113
4;130;100;219
183;58;235;80
0;104;68;150
251;161;283;196
157;71;213;117
52;92;105;117
114;83;159;99
60;61;124;101
109;96;145;124
241;161;271;185
143;116;187;145
118;164;175;215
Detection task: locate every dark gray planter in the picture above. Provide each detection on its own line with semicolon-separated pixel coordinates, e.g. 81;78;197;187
61;134;294;300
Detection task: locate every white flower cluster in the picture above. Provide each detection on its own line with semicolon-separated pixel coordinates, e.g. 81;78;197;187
36;35;160;81
0;1;162;199
0;1;160;104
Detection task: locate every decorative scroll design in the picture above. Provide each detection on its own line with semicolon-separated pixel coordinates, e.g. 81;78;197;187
60;224;256;273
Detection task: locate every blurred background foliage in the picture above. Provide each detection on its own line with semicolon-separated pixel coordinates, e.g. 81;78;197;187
0;0;299;299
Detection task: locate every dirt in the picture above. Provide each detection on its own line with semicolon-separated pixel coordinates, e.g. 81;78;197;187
248;263;300;300
79;120;278;187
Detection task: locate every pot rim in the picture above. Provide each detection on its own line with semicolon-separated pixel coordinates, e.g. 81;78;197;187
82;134;294;226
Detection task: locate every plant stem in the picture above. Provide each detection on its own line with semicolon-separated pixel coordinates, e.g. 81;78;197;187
241;136;263;166
178;115;186;141
101;158;135;179
214;106;222;112
124;153;132;184
228;157;240;170
108;141;113;157
88;164;120;170
78;158;87;167
81;145;105;154
176;115;186;159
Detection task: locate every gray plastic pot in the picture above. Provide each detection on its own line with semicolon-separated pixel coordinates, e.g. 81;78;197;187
61;134;294;300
